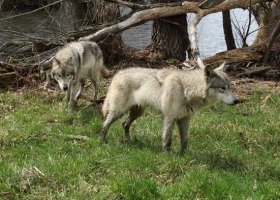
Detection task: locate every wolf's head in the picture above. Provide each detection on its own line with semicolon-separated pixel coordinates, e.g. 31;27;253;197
205;62;239;105
51;57;75;91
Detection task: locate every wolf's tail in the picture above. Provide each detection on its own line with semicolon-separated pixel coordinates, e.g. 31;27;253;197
100;67;112;78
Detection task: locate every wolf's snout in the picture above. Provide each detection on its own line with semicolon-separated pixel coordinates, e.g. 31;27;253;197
63;85;68;91
228;99;239;105
233;99;240;105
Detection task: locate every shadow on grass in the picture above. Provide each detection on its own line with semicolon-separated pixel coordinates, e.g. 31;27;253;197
79;103;104;125
197;151;280;181
195;151;248;172
123;136;164;153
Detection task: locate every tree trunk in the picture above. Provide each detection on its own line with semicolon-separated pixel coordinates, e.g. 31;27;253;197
60;0;86;31
222;10;236;50
251;1;280;64
59;0;123;66
252;1;280;48
262;20;280;63
149;0;190;61
88;0;124;66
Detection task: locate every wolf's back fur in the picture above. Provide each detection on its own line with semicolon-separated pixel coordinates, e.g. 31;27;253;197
101;64;238;151
52;41;109;79
103;68;212;118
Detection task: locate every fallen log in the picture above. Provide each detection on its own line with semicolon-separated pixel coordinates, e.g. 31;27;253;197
0;72;20;88
204;47;264;66
235;65;272;77
0;61;38;75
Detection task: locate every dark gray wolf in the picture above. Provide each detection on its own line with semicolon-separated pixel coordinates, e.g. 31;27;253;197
101;62;238;151
51;41;110;111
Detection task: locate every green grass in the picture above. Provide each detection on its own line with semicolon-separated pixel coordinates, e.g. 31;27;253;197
0;87;279;199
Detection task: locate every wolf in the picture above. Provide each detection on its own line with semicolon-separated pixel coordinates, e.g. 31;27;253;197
101;61;239;151
51;41;110;111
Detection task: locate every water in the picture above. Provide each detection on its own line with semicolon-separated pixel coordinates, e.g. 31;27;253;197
122;21;152;49
122;9;259;57
0;8;258;58
0;9;57;40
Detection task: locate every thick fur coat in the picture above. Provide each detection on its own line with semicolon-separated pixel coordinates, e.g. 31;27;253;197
101;63;238;151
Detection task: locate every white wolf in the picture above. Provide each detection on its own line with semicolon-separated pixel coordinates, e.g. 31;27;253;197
51;41;110;111
101;62;238;151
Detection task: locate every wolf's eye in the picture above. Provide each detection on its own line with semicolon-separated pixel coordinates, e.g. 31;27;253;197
219;87;226;93
57;74;61;78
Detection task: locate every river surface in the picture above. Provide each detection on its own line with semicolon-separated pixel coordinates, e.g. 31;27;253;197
0;8;258;58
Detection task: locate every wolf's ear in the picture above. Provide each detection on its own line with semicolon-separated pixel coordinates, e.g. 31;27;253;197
215;62;227;72
197;57;205;69
205;65;216;78
50;67;56;79
50;68;54;79
51;58;60;79
66;57;72;65
53;57;60;66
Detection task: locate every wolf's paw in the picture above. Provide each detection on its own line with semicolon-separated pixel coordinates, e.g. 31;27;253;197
163;145;171;151
69;101;78;113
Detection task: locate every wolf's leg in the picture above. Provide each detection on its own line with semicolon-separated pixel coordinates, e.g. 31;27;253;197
67;88;71;102
69;81;78;112
122;106;144;140
177;117;191;151
75;80;85;100
162;116;176;150
93;80;98;100
66;81;73;102
90;75;99;100
101;111;123;141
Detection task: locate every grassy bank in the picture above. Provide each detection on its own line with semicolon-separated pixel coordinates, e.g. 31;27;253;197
0;81;279;199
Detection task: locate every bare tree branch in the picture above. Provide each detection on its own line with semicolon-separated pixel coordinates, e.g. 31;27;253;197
189;12;203;59
79;1;200;42
80;0;268;61
105;0;184;10
106;0;151;10
199;0;227;9
0;0;63;20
